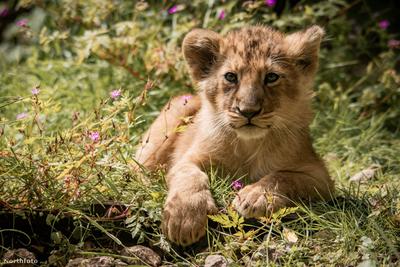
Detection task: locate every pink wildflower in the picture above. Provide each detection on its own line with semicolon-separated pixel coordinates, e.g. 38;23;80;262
168;5;178;14
265;0;277;7
168;4;184;14
89;131;100;142
231;180;243;191
218;10;226;20
16;18;28;27
388;39;400;49
16;112;28;120
0;7;9;17
378;20;390;30
31;87;40;95
110;89;121;100
181;94;192;105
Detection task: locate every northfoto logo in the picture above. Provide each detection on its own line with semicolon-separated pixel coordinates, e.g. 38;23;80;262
1;258;38;264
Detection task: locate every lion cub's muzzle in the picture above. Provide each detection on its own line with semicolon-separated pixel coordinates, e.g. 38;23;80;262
235;106;262;120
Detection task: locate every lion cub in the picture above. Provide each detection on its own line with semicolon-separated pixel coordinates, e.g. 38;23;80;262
135;26;334;246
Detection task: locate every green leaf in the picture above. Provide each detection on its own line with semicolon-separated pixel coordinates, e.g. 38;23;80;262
208;207;244;229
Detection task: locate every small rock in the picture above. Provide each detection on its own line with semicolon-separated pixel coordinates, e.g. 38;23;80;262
114;259;128;266
120;245;161;267
350;165;380;182
84;256;115;267
66;256;116;267
2;248;37;267
204;255;228;267
357;259;377;267
282;228;298;244
66;257;85;267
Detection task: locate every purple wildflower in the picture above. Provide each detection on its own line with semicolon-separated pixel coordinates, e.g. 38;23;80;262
16;112;28;120
378;20;390;30
0;7;9;17
89;131;100;142
110;89;121;100
16;18;28;27
231;180;243;191
218;10;226;20
31;87;40;95
388;39;400;49
168;5;178;14
168;4;184;14
265;0;277;7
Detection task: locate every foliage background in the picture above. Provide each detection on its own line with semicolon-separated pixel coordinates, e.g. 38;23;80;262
0;0;399;266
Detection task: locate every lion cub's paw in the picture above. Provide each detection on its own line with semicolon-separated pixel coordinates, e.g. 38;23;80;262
232;183;288;218
162;190;216;246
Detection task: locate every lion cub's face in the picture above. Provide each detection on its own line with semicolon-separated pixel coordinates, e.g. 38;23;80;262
183;26;324;139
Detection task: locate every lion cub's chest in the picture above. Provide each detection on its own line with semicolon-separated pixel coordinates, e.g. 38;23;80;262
218;144;283;181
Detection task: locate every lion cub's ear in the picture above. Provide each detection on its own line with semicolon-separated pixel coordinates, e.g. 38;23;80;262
285;25;324;72
182;29;222;82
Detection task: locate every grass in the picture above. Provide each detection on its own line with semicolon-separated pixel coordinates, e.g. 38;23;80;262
1;1;399;266
1;55;399;266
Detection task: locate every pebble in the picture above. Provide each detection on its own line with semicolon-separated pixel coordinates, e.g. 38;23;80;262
204;254;229;267
120;245;161;266
2;248;37;267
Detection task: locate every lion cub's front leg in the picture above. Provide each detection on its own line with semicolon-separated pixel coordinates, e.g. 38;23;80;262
162;161;217;246
233;166;334;218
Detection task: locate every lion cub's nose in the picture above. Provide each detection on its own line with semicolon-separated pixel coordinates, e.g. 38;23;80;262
236;107;262;119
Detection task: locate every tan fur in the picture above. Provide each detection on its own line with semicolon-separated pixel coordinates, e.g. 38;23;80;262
135;26;334;246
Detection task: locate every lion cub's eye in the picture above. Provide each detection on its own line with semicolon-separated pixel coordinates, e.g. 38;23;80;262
264;73;280;84
224;72;238;84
